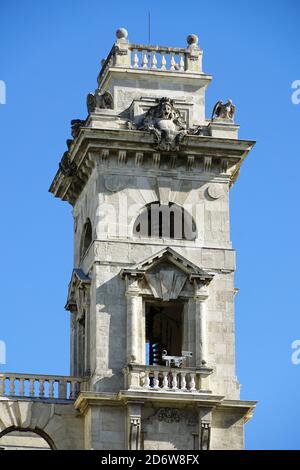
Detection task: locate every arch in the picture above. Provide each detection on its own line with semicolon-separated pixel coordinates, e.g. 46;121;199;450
0;426;56;450
133;202;197;241
80;218;93;259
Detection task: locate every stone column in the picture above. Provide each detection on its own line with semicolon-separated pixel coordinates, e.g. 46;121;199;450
126;402;143;450
125;275;141;364
84;289;91;376
70;307;78;377
194;288;208;367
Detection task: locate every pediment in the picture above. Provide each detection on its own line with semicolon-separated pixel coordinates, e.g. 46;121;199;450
121;247;213;301
65;268;91;311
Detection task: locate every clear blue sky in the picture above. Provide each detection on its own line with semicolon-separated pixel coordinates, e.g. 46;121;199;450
0;0;299;450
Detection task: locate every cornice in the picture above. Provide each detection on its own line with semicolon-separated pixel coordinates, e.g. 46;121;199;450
49;128;255;206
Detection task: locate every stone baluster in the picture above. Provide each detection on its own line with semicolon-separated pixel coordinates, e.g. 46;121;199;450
181;372;187;391
170;52;176;71
179;53;185;72
133;49;139;68
19;378;25;396
142;50;148;68
70;380;78;399
153;371;159;389
29;378;35;397
49;380;55;398
9;376;15;396
190;373;196;392
39;379;45;398
145;372;150;389
58;379;67;399
160;52;166;70
174;372;179;390
151;52;157;69
162;371;168;390
0;375;5;395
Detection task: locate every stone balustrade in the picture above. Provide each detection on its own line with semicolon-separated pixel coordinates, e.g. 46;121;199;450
97;30;202;84
124;364;213;393
0;373;82;400
129;45;187;72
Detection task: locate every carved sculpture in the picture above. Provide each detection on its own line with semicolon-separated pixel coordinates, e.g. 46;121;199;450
59;151;77;177
86;91;114;113
71;119;86;138
138;97;187;151
211;99;235;121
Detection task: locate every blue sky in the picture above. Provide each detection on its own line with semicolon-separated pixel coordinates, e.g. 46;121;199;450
0;0;299;450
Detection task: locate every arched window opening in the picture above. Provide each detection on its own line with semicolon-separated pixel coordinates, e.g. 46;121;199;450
133;203;197;241
0;427;55;450
80;219;92;260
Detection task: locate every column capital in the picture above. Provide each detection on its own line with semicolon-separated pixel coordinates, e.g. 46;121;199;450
194;286;209;301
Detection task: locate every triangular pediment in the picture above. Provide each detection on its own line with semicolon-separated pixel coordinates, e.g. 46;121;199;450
65;268;91;311
125;247;211;276
121;247;213;301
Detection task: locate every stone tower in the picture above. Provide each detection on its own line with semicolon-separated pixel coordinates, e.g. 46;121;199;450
49;28;256;450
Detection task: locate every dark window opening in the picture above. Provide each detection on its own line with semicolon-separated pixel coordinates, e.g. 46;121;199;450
145;301;183;366
80;219;92;260
134;203;196;241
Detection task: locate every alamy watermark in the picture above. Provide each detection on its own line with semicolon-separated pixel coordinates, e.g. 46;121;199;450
0;340;6;364
291;80;300;104
0;80;6;105
291;340;300;365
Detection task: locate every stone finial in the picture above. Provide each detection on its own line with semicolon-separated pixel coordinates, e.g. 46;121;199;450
116;27;128;41
187;34;199;46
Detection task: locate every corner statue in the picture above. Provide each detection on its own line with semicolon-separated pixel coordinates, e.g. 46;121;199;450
211;99;236;121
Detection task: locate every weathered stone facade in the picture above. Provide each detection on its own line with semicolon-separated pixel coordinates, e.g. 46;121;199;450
0;28;256;450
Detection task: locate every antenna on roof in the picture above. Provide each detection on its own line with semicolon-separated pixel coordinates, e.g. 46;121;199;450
148;10;151;44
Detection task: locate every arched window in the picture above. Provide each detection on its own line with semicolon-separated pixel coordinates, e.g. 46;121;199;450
80;219;92;259
0;427;55;450
133;202;197;241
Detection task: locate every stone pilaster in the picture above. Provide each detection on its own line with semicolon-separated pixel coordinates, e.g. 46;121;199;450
126;402;143;450
198;407;212;450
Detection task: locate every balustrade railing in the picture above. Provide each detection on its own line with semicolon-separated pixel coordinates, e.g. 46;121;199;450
97;39;202;84
124;365;212;393
0;373;81;400
129;45;186;72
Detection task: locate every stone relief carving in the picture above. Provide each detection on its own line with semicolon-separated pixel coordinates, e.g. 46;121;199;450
87;91;114;113
104;175;127;192
145;269;187;301
206;184;225;200
211;99;235;121
138;97;187;151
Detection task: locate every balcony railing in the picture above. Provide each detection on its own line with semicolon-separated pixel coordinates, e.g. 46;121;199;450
124;364;213;393
97;34;202;85
0;373;82;400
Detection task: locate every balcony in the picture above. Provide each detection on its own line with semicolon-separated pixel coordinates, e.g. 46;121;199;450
124;364;213;394
0;373;82;401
